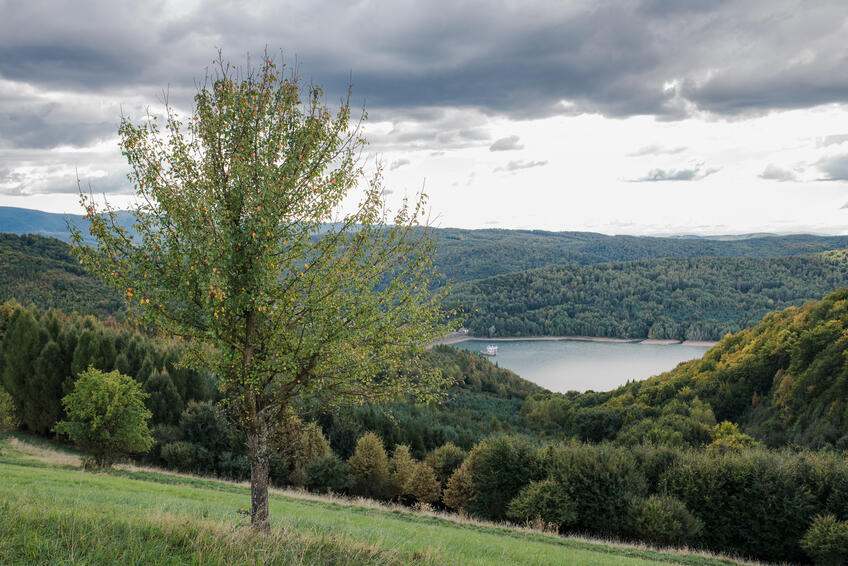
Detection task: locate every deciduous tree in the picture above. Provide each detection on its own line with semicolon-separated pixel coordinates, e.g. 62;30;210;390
55;367;154;467
71;51;452;530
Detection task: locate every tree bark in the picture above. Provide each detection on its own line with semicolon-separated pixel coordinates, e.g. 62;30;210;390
247;429;271;532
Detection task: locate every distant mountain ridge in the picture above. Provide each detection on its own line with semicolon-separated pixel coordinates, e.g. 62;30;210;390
6;206;848;284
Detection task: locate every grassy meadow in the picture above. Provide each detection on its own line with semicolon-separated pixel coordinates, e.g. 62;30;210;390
0;435;757;566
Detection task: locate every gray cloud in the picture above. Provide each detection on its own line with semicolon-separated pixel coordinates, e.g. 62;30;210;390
817;154;848;181
494;160;547;173
389;159;410;170
628;144;687;157
759;164;798;182
631;165;719;182
817;134;848;148
489;135;524;152
2;0;848;205
2;1;848;124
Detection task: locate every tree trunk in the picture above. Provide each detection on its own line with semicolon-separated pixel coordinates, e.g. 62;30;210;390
247;429;271;532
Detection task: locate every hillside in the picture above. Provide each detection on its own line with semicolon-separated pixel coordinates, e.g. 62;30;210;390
5;206;848;283
447;254;848;340
0;436;751;566
0;233;121;316
521;288;848;449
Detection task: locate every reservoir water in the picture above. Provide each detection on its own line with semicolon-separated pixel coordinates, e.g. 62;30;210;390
452;339;712;393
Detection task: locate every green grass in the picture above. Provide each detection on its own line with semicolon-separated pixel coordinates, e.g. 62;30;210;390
0;436;751;566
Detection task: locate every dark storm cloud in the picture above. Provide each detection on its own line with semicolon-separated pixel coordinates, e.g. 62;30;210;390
3;0;848;125
630;165;719;182
489;136;524;152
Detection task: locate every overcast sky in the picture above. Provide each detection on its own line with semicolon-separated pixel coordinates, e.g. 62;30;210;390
2;0;848;235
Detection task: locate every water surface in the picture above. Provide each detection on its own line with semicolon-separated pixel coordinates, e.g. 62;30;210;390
453;339;711;393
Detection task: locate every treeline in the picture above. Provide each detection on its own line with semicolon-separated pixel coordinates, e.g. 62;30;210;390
434;227;848;282
447;254;848;340
0;302;542;476
437;435;848;563
521;288;848;450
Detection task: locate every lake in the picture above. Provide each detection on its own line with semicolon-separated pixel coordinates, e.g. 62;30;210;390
452;339;712;393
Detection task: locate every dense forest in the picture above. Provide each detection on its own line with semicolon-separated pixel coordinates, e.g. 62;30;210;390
434;227;848;282
5;232;848;343
521;288;848;450
447;253;848;340
0;234;121;316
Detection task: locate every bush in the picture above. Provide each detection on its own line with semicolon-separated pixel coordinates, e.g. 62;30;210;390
540;442;646;536
801;515;848;565
54;368;154;467
466;436;538;521
660;449;814;562
426;442;467;487
348;432;391;499
289;422;331;487
627;495;703;548
506;479;577;531
142;369;183;426
389;444;416;499
160;441;198;472
306;454;355;494
405;462;441;504
0;386;18;432
443;458;475;512
218;451;250;480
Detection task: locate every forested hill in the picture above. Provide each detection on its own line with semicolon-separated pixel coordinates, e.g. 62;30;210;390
521;288;848;450
0;233;120;316
5;206;848;283
446;253;848;340
433;227;848;282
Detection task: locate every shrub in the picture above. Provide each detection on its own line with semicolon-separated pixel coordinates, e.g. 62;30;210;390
627;495;703;548
466;436;538;521
142;369;183;426
389;444;416;499
295;422;332;469
306;454;355;494
426;442;467;487
160;441;198;472
540;442;646;536
660;449;814;562
178;401;236;457
54;368;154;467
506;479;577;531
405;462;441;504
289;422;331;487
443;458;475;512
801;515;848;565
348;432;391;499
0;386;18;432
218;451;250;480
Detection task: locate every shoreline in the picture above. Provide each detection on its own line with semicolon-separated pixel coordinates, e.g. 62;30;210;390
435;334;718;348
